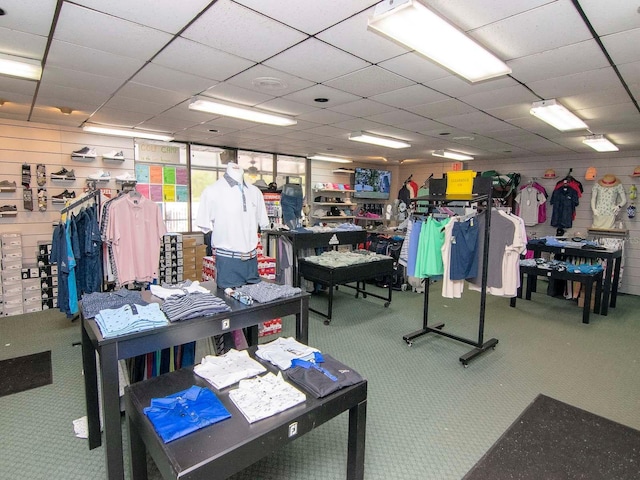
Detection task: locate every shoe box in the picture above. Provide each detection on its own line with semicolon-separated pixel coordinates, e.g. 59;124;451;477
1;233;23;316
160;233;183;284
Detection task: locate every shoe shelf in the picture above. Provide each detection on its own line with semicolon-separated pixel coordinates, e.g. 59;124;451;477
102;157;125;162
313;189;355;193
311;215;356;220
0;211;18;217
0;187;17;192
51;177;75;182
71;155;97;161
314;201;357;207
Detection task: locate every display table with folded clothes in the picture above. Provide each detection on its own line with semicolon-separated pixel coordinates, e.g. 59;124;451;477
80;280;309;480
511;258;604;324
125;338;367;480
297;250;394;323
526;237;623;316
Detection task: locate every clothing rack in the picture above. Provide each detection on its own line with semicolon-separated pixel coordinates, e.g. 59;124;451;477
60;189;100;215
402;176;498;366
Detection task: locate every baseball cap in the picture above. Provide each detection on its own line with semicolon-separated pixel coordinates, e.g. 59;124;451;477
543;169;556;179
585;167;597;181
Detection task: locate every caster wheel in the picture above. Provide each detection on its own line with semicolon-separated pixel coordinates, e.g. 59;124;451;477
463;363;468;368
406;341;412;347
323;320;331;326
384;302;390;308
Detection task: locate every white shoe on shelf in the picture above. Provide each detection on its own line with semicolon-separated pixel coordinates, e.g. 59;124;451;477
115;172;137;182
102;150;125;161
88;170;111;181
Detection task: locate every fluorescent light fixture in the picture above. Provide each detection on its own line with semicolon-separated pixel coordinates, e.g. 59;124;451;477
368;0;511;83
83;124;174;142
0;53;42;81
348;131;410;149
530;99;588;132
583;134;619;152
308;155;353;164
189;96;297;126
432;150;474;161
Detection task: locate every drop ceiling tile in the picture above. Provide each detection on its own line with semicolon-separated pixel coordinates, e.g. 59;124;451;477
325;66;415;98
183;1;306;62
281;84;361;108
255;98;319;116
41;66;123;93
425;75;517;98
406;99;477;119
0;28;47;59
233;0;379;35
240;124;293;136
561;86;631;110
132;64;217;96
47;40;145;80
427;0;552;31
118;82;190;106
459;85;539;110
331;118;389;133
365;110;427;126
507;40;609;83
617;61;640;81
137;117;200;131
358;125;413;141
398;119;450;134
32;98;96;116
73;0;212;34
54;3;173;60
378;52;452;84
0;76;38;96
470;1;591;60
485;103;533;121
203;116;263;131
153;38;255;81
30;108;86;126
160;101;221;123
578;103;640;127
578;0;640;36
280;130;325;142
527;67;621;99
327;99;394;117
317;9;408;63
602;28;640;65
1;0;57;36
370;84;448;109
0;90;35;106
438;111;514;134
301;126;351;139
264;38;369;83
297;109;354;125
36;83;109;107
89;107;154;127
225;65;314;97
103;95;169;116
201;83;276;106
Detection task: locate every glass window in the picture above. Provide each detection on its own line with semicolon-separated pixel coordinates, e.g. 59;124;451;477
190;146;229;231
277;154;306;199
238;150;274;186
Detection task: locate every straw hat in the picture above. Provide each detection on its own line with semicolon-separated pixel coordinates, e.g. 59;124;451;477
598;174;620;187
543;168;556;179
630;166;640;177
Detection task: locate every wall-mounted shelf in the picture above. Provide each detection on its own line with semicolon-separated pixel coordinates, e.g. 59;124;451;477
314;201;357;207
312;215;356;220
314;189;355;193
332;168;355;174
0;187;17;192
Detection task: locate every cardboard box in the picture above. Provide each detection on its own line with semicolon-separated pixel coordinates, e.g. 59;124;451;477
24;300;42;313
195;245;208;258
3;283;22;296
2;259;22;271
2;247;23;260
577;281;597;310
183;237;197;248
2;271;22;284
1;232;21;248
4;293;23;308
4;305;24;317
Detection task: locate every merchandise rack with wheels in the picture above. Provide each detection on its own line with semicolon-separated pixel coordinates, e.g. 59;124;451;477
402;176;498;367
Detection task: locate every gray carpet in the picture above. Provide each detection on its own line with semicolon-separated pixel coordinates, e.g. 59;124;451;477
1;286;640;479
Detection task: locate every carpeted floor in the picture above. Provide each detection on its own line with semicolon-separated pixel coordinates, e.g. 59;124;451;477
1;285;639;479
463;393;640;479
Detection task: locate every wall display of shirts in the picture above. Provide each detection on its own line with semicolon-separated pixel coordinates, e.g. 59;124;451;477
134;163;189;202
515;181;547;226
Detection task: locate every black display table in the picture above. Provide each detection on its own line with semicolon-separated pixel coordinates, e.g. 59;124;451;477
264;229;367;286
526;243;622;316
125;349;367;480
511;265;603;324
81;285;309;480
298;256;394;323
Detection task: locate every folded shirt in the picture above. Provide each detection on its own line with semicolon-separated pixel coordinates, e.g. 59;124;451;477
81;288;148;319
194;349;266;390
160;291;231;322
144;385;231;443
236;281;301;303
256;337;319;370
150;280;210;300
95;303;168;338
286;353;364;398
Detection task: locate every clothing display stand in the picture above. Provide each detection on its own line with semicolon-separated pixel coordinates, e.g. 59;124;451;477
402;177;498;367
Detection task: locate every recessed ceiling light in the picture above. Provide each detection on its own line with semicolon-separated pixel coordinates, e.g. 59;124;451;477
314;98;329;103
252;76;288;91
208;129;218;133
439;132;450;136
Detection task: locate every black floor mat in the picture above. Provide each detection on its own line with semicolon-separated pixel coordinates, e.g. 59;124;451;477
0;351;52;397
464;393;640;480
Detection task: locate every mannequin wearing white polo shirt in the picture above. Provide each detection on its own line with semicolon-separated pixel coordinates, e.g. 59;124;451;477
196;162;269;288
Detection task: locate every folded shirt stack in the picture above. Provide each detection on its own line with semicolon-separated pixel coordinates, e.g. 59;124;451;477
95;303;169;338
160;291;231;322
150;280;210;300
81;288;148;319
236;281;301;303
255;337;320;370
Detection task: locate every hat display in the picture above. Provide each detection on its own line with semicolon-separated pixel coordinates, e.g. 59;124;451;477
253;179;268;189
543;169;556;179
598;174;620;187
585;166;597;181
631;166;640;177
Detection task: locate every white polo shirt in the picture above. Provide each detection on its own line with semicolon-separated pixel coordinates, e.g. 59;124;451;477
196;176;269;253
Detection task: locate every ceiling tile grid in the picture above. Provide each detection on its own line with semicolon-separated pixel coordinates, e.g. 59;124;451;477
0;0;636;163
